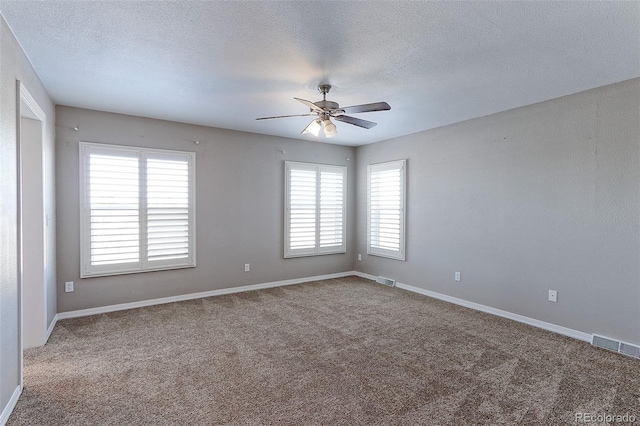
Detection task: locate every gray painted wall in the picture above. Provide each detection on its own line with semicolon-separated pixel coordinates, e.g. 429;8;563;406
56;106;356;312
0;13;55;419
355;78;640;345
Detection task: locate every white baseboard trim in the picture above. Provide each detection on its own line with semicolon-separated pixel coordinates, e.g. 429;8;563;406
45;315;57;343
353;271;377;281
354;271;591;342
0;385;22;426
57;271;356;320
53;271;590;342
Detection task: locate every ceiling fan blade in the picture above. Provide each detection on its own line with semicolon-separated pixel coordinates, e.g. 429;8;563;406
334;115;377;129
341;102;391;114
256;113;315;120
294;97;325;112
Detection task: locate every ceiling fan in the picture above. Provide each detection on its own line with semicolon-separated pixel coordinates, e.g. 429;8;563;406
256;84;391;138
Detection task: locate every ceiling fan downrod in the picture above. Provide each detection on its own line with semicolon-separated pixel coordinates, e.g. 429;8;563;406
315;84;339;111
317;84;332;100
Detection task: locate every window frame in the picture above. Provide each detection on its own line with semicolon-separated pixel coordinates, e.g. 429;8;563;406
367;159;406;261
79;142;196;278
284;161;347;258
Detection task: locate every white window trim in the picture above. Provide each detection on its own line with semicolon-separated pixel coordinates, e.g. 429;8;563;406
79;142;196;278
367;159;406;261
284;161;347;258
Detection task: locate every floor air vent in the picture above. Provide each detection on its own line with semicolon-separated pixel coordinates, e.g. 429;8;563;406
592;335;640;359
620;343;640;359
376;276;396;287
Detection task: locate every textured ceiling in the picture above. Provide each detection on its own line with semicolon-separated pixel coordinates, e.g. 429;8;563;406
1;1;639;146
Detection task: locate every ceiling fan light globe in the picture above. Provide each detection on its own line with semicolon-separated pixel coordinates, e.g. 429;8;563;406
324;121;337;138
303;119;322;137
311;121;322;137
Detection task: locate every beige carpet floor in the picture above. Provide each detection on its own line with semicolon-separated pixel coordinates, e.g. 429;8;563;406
8;276;640;425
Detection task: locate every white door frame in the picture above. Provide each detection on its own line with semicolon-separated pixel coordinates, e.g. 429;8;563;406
16;80;47;388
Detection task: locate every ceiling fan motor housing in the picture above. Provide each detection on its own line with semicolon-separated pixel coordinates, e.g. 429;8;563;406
315;84;340;111
314;100;340;111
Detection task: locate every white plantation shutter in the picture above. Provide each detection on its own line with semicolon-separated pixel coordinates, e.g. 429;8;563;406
285;162;346;257
87;151;140;266
80;143;195;277
147;156;190;263
288;165;317;253
368;160;406;260
319;169;344;249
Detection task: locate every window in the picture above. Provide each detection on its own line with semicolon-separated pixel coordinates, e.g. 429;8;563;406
368;160;406;260
79;142;196;277
285;161;346;257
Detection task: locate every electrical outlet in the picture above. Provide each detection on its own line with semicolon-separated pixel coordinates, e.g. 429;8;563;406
244;263;250;272
358;254;362;261
454;272;461;282
548;290;557;303
65;281;74;293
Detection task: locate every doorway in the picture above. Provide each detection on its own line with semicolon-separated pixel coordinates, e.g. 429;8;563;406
17;82;53;351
